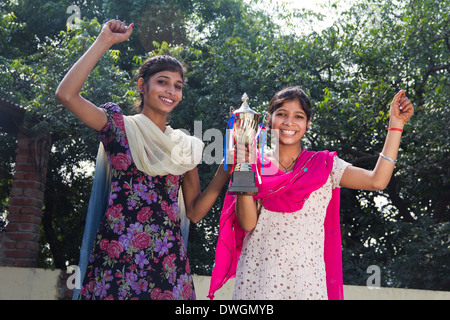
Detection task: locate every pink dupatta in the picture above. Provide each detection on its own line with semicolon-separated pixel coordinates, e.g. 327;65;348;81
208;150;344;300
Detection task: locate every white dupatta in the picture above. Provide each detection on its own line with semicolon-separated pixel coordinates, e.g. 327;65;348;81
123;113;204;250
72;112;203;300
123;114;204;252
123;113;204;176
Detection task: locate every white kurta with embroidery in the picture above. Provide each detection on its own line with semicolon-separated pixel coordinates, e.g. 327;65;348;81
233;157;350;300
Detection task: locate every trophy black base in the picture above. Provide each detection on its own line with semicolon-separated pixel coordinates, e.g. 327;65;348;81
228;170;258;196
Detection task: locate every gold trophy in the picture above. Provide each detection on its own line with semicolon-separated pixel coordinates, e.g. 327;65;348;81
227;93;261;195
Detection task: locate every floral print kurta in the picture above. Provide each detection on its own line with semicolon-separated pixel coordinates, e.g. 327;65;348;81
79;103;195;300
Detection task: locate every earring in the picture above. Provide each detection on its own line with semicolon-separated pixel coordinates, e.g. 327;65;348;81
306;128;310;132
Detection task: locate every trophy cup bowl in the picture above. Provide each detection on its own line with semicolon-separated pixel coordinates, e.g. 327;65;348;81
228;93;261;195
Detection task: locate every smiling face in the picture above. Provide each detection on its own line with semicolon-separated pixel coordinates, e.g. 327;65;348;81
138;70;183;117
268;99;311;146
267;87;313;148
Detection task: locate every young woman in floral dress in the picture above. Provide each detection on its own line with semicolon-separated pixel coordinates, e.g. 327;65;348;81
56;20;230;300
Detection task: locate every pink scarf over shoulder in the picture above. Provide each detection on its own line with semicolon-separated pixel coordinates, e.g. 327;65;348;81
208;150;344;300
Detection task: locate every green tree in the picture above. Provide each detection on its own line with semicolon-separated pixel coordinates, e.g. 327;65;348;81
177;0;449;289
0;16;136;267
302;0;449;289
0;0;447;291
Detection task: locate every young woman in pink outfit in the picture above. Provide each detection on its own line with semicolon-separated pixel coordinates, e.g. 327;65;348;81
209;86;414;300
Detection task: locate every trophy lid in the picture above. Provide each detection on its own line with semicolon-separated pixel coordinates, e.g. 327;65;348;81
233;93;259;115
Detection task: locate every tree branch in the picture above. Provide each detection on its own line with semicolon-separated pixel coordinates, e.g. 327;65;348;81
417;63;450;99
386;175;415;223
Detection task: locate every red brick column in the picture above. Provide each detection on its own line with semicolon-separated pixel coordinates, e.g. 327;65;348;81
0;129;51;267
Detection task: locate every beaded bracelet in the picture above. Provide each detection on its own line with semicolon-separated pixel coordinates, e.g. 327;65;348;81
379;153;397;163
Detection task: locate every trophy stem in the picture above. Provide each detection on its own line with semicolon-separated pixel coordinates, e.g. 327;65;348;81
235;162;252;172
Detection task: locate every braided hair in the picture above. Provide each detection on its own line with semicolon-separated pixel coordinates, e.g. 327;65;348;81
133;55;186;113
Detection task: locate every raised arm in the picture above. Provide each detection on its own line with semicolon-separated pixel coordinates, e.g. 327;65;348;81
340;89;414;190
55;20;133;131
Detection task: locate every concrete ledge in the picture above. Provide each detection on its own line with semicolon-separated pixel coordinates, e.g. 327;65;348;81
0;266;60;300
343;284;450;300
194;275;450;300
193;275;234;300
0;267;448;300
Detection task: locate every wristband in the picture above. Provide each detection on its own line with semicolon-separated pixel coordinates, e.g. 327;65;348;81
379;152;397;163
388;128;403;132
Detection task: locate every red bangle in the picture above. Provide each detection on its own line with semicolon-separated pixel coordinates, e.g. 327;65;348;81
388;128;403;132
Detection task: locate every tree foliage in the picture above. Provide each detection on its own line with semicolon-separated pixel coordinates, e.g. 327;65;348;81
0;0;448;290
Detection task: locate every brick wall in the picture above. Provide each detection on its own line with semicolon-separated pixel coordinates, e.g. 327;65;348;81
0;129;51;267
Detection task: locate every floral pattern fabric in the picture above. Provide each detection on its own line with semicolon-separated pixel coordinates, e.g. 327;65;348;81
233;157;350;300
79;103;195;300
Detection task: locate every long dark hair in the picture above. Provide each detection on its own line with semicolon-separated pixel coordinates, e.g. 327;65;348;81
267;86;313;125
133;55;186;113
